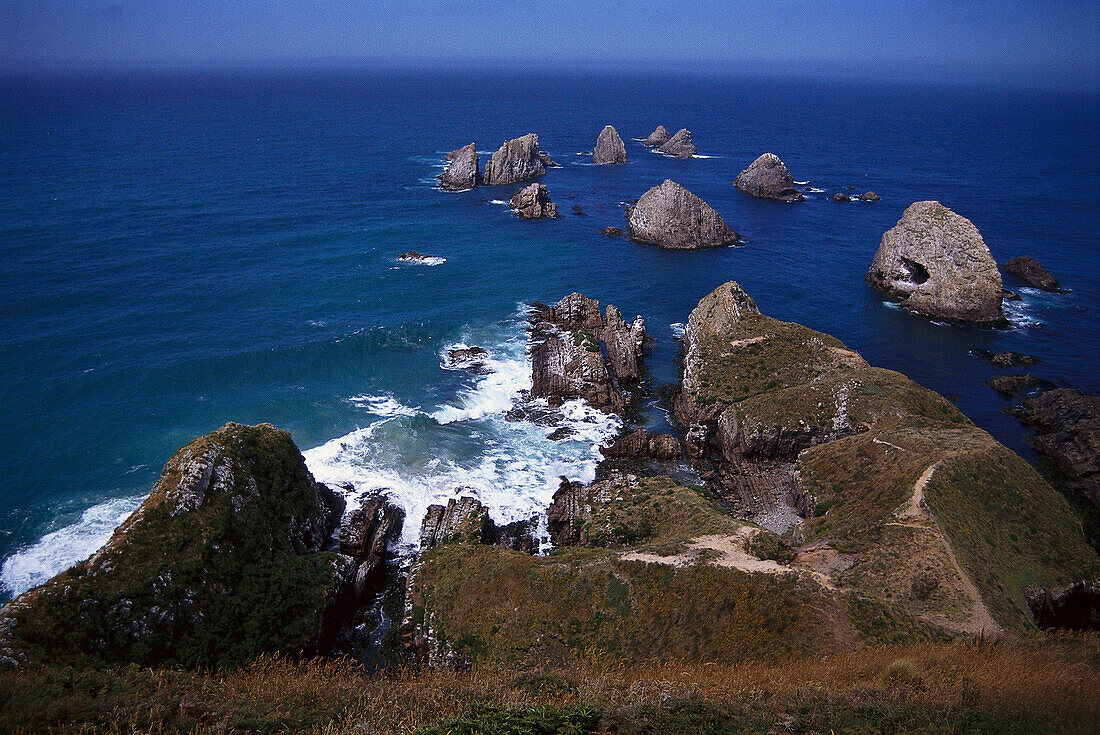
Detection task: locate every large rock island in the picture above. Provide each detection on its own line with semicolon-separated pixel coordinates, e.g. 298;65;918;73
439;142;478;190
592;125;627;164
866;201;1006;325
482;133;547;186
733;153;804;202
627;179;740;249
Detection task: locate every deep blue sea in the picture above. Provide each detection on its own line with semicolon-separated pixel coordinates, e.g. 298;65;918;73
1;69;1097;599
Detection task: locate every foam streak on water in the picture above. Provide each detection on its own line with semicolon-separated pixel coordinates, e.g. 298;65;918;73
1;496;142;596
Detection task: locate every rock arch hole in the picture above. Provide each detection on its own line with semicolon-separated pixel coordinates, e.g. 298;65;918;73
900;258;930;285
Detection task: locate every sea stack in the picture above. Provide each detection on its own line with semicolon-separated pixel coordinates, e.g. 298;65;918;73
510;182;558;219
439;143;478;191
482;133;546;186
592;125;627;164
867;201;1005;325
627;179;740;250
642;125;670;147
733;153;804;202
659;128;697;158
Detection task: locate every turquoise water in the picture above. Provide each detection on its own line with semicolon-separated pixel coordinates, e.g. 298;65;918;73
2;69;1097;598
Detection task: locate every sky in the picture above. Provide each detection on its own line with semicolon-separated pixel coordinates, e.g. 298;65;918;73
2;1;1098;89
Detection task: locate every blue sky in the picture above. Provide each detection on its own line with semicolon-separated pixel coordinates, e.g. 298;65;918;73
2;1;1098;88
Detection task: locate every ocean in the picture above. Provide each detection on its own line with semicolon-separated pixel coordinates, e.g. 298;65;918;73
1;69;1097;599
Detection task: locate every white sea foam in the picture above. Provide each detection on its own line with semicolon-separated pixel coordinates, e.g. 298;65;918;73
692;154;718;159
304;317;621;548
308;319;328;328
488;199;509;205
794;180;809;185
670;322;686;339
1;496;143;597
808;187;825;193
398;255;446;266
1004;298;1043;329
348;393;420;417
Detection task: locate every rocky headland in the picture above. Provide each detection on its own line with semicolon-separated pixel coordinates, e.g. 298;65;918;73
627;179;740;249
733;153;804;201
866;201;1006;325
592;125;627;164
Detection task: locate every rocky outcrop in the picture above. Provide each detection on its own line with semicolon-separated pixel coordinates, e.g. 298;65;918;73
1027;580;1100;630
419;496;491;549
833;193;851;202
642;125;670;147
539;152;559;169
658;128;697;158
733;153;804;202
603;226;622;236
1015;388;1100;523
528;293;646;413
860;191;881;202
627;179;740;250
1004;256;1061;291
510;182;558;219
973;350;1038;368
987;374;1046;397
445;346;489;372
600;428;681;461
592;125;627;164
866;201;1006;325
482;133;546;185
0;423;349;669
338;497;404;599
439;143;478;190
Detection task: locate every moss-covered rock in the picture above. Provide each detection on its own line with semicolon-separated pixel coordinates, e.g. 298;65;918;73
0;423;346;669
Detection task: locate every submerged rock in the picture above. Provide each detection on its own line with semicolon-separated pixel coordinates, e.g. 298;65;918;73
483;133;546;186
1004;256;1062;292
627;179;740;249
642;125;670;147
439;142;478;190
592;125;628;164
445;346;489;371
659;128;697;158
603;226;622;237
733;153;804;202
987;374;1046;397
866;201;1005;325
510;182;558;219
972;349;1038;368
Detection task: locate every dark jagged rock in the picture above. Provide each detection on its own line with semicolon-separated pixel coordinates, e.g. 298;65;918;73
1004;256;1062;292
419;496;491;549
439;142;478;191
600;428;681;461
987;374;1046;397
528;294;646;413
335;497;404;606
627;179;740;250
0;423;350;669
592;125;627;164
733;153;804;202
833;193;851;202
867;201;1006;325
860;191;881;202
546;477;597;547
1027;580;1100;630
603;226;622;236
445;346;488;371
482;133;546;186
1015;388;1100;521
658;128;697;158
642;125;670;147
509;182;558;219
538;151;560;169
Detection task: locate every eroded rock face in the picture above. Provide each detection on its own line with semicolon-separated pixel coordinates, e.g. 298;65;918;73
439;143;478;190
0;423;347;669
419;497;491;549
483;133;546;185
659;128;697;158
733;153;804;202
627;179;740;250
1016;388;1100;522
1004;256;1061;291
1027;581;1100;630
593;125;627;164
339;497;404;596
642;125;670;147
529;294;646;413
866;201;1005;325
510;182;558;219
600;428;681;461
